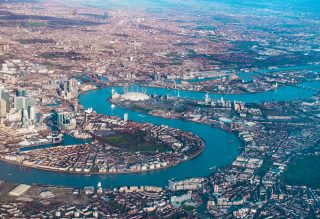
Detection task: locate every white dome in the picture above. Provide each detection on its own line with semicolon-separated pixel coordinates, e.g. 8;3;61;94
120;92;149;101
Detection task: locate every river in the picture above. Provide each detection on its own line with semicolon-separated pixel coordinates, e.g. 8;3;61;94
0;81;319;188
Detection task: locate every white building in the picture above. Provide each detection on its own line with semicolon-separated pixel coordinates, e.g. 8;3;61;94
124;113;128;122
112;89;150;102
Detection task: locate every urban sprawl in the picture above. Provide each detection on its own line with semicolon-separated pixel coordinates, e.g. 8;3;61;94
0;0;320;218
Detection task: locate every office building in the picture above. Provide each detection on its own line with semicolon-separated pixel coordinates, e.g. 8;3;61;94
124;113;128;122
0;99;6;117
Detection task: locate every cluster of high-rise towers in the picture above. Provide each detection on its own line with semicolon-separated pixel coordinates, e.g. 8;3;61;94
0;85;36;127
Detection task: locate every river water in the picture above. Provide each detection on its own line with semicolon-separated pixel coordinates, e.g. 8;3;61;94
0;81;319;188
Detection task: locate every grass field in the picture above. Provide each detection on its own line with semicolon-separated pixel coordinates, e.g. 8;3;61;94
104;131;168;153
283;155;320;189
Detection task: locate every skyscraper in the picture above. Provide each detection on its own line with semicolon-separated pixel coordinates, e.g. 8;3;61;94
124;113;128;122
0;99;6;117
29;106;36;121
14;96;25;111
2;91;13;111
0;86;4;98
14;96;35;111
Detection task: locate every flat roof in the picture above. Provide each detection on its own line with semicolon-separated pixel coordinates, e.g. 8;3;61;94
9;184;31;197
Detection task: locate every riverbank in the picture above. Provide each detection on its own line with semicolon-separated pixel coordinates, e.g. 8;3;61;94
0;137;204;176
1;109;206;176
1;79;317;188
135;78;320;96
106;81;320;103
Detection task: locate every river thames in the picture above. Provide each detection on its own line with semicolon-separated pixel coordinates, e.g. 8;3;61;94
0;81;319;188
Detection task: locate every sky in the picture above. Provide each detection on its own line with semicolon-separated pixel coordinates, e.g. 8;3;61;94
59;0;320;19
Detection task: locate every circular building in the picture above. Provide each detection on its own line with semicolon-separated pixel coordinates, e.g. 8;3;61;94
120;92;150;101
